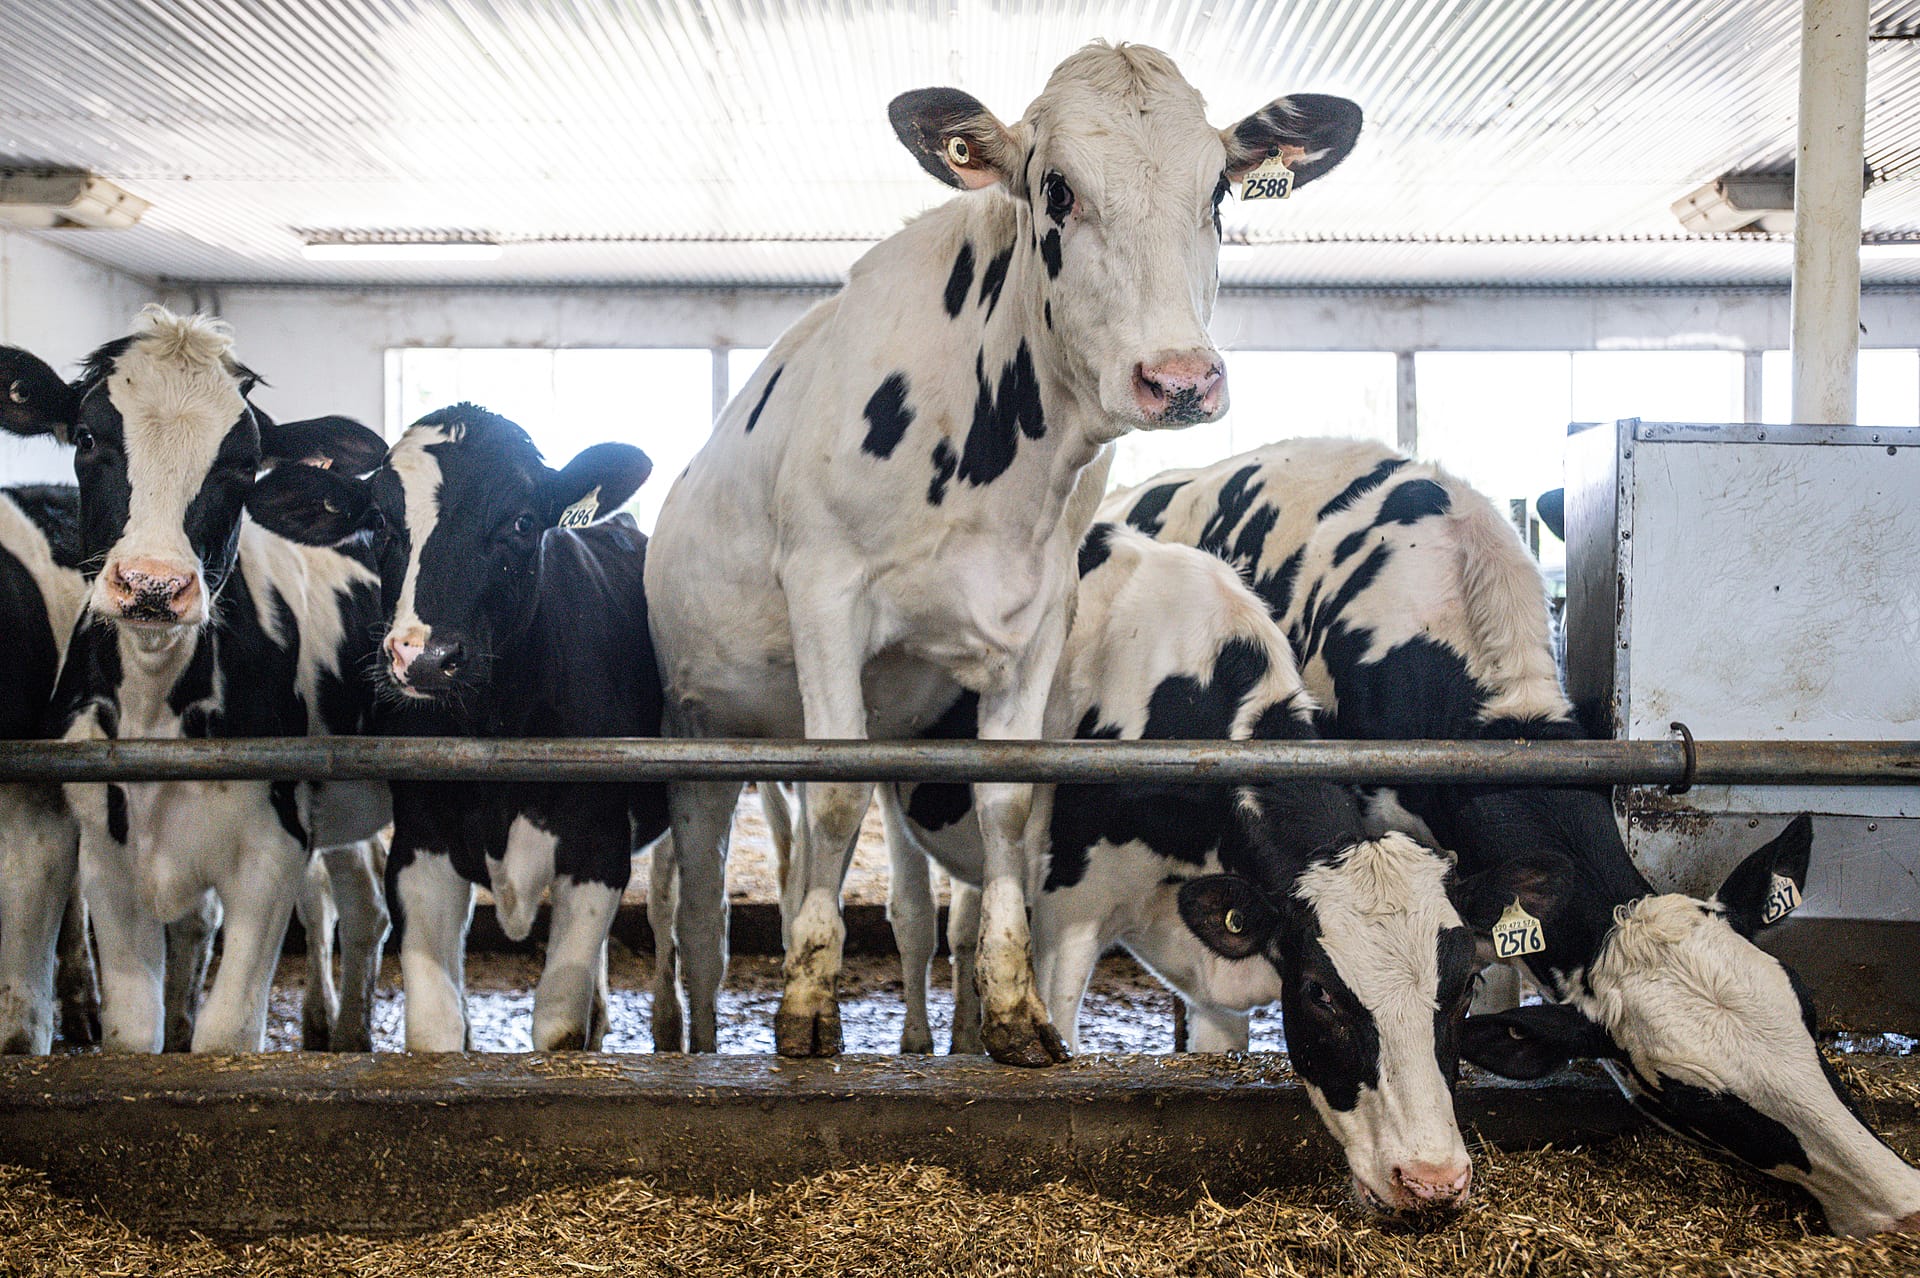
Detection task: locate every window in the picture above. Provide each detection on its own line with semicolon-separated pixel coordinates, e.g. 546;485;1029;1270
727;348;770;401
1760;349;1919;425
388;348;713;533
1569;351;1744;425
1109;351;1396;490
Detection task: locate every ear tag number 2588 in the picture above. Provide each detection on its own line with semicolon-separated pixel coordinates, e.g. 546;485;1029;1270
1492;899;1546;960
1240;154;1295;202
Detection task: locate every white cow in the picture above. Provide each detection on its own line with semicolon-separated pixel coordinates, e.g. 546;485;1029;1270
646;42;1361;1062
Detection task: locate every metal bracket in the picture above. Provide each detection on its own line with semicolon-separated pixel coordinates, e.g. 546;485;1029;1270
1666;721;1697;795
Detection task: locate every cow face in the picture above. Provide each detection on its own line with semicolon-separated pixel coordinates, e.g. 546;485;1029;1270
890;43;1359;431
248;403;651;702
1180;824;1478;1216
0;307;383;634
1460;817;1920;1237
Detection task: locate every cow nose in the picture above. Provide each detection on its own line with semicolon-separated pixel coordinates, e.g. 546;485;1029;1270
106;559;199;621
401;639;467;689
386;633;426;682
1131;353;1225;423
1391;1160;1473;1209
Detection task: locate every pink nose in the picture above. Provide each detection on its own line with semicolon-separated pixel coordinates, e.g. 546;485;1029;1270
1132;352;1225;423
1391;1161;1473;1209
105;558;199;621
387;636;425;680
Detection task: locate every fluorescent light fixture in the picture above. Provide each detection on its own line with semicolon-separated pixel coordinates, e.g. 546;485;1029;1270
1860;240;1920;260
1672;174;1796;234
0;169;148;229
302;239;502;262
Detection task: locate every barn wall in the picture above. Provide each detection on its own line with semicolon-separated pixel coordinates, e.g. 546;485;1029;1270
166;282;1920;431
0;227;159;484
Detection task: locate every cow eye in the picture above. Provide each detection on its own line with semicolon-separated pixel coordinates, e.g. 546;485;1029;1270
1044;171;1074;223
511;512;538;537
71;427;96;452
1301;978;1336;1011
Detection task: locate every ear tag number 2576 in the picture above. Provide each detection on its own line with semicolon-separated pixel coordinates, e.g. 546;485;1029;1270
1240;154;1295;202
1492;899;1546;960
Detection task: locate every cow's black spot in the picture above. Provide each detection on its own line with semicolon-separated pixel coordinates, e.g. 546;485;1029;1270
927;438;958;505
901;692;980;832
1124;480;1187;535
1300;542;1392;666
270;780;306;845
1284;937;1382;1112
1197;465;1265;559
1231;501;1278;569
1252;546;1304;620
1335;478;1452;565
1249;696;1316;741
1040;228;1062;278
861;373;916;459
106;784;128;843
1142;636;1270;741
978;245;1014;317
1078;522;1116;577
1316;457;1406;520
745;365;784;433
1044;299;1053;330
956;342;1044;487
1628;1073;1812;1174
943;242;975;319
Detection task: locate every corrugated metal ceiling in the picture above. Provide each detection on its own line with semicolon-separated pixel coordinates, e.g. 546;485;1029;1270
4;0;1920;288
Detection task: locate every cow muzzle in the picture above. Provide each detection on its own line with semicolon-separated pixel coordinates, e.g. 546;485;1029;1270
1356;1159;1474;1215
1131;350;1225;425
101;558;202;626
385;627;469;696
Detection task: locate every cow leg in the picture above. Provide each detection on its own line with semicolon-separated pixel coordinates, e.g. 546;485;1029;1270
776;776;870;1058
0;784;80;1054
293;856;339;1050
535;876;622;1051
193;836;305;1053
759;782;796;941
54;881;100;1048
1031;903;1102;1058
162;893;219;1052
645;833;685;1052
81;827;166;1054
323;839;388;1052
665;780;735;1053
395;849;475;1052
1186;1002;1252;1053
947;881;983;1054
880;788;937;1055
588;939;612;1050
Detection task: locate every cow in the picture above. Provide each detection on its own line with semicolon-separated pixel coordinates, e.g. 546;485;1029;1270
645;41;1362;1064
757;523;1480;1211
246;402;662;1051
1103;436;1920;1236
0;307;393;1053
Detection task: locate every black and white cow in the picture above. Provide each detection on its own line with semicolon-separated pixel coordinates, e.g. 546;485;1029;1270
764;524;1479;1211
1104;437;1920;1236
248;403;664;1051
0;307;393;1053
0;483;90;1053
646;42;1362;1064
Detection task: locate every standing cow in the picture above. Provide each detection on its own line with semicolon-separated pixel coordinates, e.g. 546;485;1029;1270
646;42;1361;1063
0;308;392;1053
248;403;663;1051
1104;437;1920;1236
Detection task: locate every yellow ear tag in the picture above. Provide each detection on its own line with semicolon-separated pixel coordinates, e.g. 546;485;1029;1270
557;486;602;529
1492;899;1545;960
945;136;972;167
1240;153;1295;201
1223;907;1245;935
1761;874;1803;925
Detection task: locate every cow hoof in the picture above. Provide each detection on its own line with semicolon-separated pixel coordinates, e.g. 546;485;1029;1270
651;1003;685;1053
301;1016;330;1052
541;1029;588;1052
58;997;100;1048
330;1025;374;1053
775;1005;843;1058
901;1026;935;1055
981;1012;1068;1068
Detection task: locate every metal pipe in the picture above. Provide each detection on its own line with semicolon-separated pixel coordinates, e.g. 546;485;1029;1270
1790;0;1870;424
0;737;1914;787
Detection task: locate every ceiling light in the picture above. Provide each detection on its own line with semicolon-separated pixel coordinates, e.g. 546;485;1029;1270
0;169;148;229
302;238;502;262
1672;174;1797;234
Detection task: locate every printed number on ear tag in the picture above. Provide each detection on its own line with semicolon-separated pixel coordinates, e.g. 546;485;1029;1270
1492;899;1545;960
1240;154;1294;201
1762;874;1803;925
557;486;602;529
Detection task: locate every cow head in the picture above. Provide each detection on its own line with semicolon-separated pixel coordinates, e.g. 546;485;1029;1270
1179;788;1478;1216
247;403;651;702
0;307;383;634
1458;816;1920;1237
890;42;1360;431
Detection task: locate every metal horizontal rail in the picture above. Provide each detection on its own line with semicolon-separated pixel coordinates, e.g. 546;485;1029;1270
0;737;1914;786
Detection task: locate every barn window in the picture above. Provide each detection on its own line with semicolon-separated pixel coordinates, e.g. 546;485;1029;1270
1760;349;1920;425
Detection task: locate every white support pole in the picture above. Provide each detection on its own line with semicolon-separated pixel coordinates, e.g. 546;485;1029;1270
1395;351;1418;454
1790;0;1869;425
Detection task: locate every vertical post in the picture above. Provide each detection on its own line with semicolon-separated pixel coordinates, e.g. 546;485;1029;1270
1790;0;1869;424
711;347;731;423
1743;349;1765;422
1395;351;1418;454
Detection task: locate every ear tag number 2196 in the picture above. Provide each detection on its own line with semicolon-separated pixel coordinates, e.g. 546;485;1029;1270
1240;154;1295;201
1492;899;1546;960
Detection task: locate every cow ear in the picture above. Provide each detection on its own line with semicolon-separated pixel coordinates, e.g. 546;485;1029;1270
1222;93;1363;187
1461;1004;1619;1080
1714;814;1814;938
1177;874;1281;961
1448;851;1576;962
246;463;378;546
259;415;389;477
889;88;1027;192
0;347;78;441
543;442;653;527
